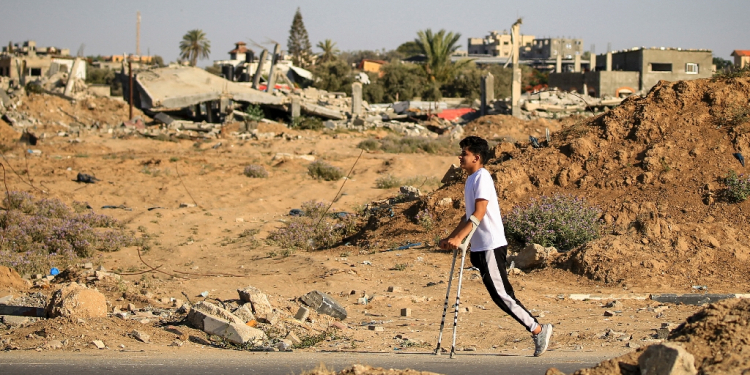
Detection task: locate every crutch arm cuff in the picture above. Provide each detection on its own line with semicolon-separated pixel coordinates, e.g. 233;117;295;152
469;215;480;226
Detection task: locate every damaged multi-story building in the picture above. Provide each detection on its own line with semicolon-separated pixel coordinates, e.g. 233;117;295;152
0;40;85;85
466;31;588;72
548;47;713;98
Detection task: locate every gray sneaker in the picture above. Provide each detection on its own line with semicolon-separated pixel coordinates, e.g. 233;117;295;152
533;324;553;357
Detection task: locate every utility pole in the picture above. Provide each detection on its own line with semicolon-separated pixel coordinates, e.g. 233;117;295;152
136;11;141;56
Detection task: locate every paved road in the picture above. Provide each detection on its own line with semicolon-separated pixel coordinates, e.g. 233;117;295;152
0;349;617;374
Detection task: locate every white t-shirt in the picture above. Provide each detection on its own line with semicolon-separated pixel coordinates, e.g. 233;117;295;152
464;168;508;252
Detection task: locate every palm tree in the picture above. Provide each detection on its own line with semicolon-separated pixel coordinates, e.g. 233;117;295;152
179;29;211;67
316;39;339;64
414;29;471;84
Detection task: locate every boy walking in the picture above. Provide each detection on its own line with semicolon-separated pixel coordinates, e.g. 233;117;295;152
439;136;553;357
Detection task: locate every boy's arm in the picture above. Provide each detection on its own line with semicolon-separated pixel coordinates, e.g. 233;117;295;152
439;199;488;250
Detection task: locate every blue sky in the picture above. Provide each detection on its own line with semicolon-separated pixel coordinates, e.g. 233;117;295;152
1;0;746;66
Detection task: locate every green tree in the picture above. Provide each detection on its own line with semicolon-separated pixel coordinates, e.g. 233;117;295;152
377;62;427;102
316;39;339;64
396;41;422;57
312;59;353;93
179;29;211;67
288;7;313;68
152;55;166;67
713;57;733;72
414;29;472;100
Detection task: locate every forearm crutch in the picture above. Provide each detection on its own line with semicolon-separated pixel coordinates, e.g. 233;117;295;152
434;215;480;358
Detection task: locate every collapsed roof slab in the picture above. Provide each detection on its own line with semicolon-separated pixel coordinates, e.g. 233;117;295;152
135;66;284;111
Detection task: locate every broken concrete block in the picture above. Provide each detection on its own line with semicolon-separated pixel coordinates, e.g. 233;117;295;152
294;306;310;321
399;186;421;201
300;290;347;321
357;297;368;305
131;330;150;343
186;301;244;330
368;325;384;332
1;315;30;328
400;308;411;317
237;285;274;323
45;282;107;318
233;304;255;323
202;314;266;345
512;244;559;270
638;343;697;375
387;286;402;293
91;340;106;349
331;321;347;330
437;197;453;207
286;332;302;345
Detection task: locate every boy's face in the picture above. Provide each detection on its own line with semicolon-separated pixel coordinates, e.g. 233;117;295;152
458;147;482;171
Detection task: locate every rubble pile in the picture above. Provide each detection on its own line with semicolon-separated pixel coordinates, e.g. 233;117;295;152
355;75;750;289
550;298;750;374
495;89;625;120
1;263;347;352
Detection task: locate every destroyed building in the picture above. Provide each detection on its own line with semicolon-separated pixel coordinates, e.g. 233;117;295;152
0;40;84;84
548;47;713;97
467;30;535;58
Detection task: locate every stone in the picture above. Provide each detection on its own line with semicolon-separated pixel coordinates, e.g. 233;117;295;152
2;315;30;327
202;314;265;345
45;282;107;318
300;290;347;321
387;286;402;293
237;285;274;323
294;306;310;321
357;297;368;305
399;186;421;201
172;299;183;308
91;340;105;349
604;310;615;317
47;340;63;350
127;303;136;312
132;330;150;343
233;304;256;323
276;339;293;351
83;263;93;269
330;321;347;330
286;332;302;345
441;164;464;185
368;325;384;332
400;308;411;317
512;244;559;270
168;340;184;347
186;301;244;330
437;197;453;207
638;343;697;375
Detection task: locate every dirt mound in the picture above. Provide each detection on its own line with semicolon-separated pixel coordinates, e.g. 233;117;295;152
669;298;750;373
464;113;570;142
0;119;20;145
556;298;750;374
0;266;28;291
16;93;144;129
355;76;750;290
303;364;442;375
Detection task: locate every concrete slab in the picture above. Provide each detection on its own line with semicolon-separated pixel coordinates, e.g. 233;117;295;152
650;294;736;306
135;66;284;110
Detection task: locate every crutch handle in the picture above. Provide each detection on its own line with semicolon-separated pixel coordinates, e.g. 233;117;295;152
457;215;480;253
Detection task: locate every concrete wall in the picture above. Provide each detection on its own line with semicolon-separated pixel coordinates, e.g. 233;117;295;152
548;72;584;93
734;55;749;68
586;71;640;98
639;49;712;90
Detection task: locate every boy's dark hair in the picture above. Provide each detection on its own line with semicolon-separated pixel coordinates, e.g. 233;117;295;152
459;136;491;164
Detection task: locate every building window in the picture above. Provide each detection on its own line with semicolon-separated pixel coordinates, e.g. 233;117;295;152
566;44;572;49
650;63;672;72
686;63;699;74
29;68;42;76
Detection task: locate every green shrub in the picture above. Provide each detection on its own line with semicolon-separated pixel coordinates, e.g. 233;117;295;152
505;194;601;251
267;201;359;251
291;116;323;130
357;139;380;151
357;136;455;155
308;161;343;181
244;104;265;121
725;170;750;202
243;164;268;178
375;174;402;189
0;192;136;275
414;208;434;231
